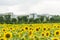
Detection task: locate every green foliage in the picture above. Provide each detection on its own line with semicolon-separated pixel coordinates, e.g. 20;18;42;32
0;16;4;24
17;16;23;24
11;18;17;24
4;15;11;24
28;18;34;24
40;16;44;22
21;16;28;23
0;13;60;24
50;16;60;23
33;18;41;23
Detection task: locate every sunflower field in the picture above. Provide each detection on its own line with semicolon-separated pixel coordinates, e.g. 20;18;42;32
0;23;60;40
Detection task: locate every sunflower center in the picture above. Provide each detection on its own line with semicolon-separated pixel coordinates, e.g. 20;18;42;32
29;31;32;35
1;39;4;40
22;29;24;31
36;28;39;31
54;39;58;40
30;28;33;30
6;34;10;38
42;34;44;36
48;28;50;30
10;28;12;30
25;27;28;30
44;28;46;30
58;26;60;28
3;29;5;31
46;33;49;36
56;32;59;35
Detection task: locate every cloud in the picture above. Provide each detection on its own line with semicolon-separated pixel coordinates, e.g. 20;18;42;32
0;0;40;6
0;0;60;15
28;0;60;15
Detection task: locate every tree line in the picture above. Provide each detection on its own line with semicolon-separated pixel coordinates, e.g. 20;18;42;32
0;14;60;24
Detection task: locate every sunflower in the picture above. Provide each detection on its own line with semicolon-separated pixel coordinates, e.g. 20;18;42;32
4;32;12;39
43;24;51;31
21;27;25;32
47;25;52;31
28;27;35;33
28;30;34;38
9;27;15;31
57;26;60;28
52;37;59;40
29;27;34;31
45;31;50;37
0;37;7;40
29;25;34;30
47;27;51;31
2;28;8;33
54;30;60;36
34;35;40;40
34;27;40;32
53;24;60;29
41;32;45;38
24;26;29;31
42;27;47;31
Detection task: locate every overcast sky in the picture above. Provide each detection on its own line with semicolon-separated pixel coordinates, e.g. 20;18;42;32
0;0;60;15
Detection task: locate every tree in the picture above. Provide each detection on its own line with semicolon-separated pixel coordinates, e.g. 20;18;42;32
0;16;4;24
21;16;28;23
11;18;17;24
4;15;11;24
33;18;41;23
40;16;44;23
28;18;34;24
17;16;23;24
49;16;60;23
